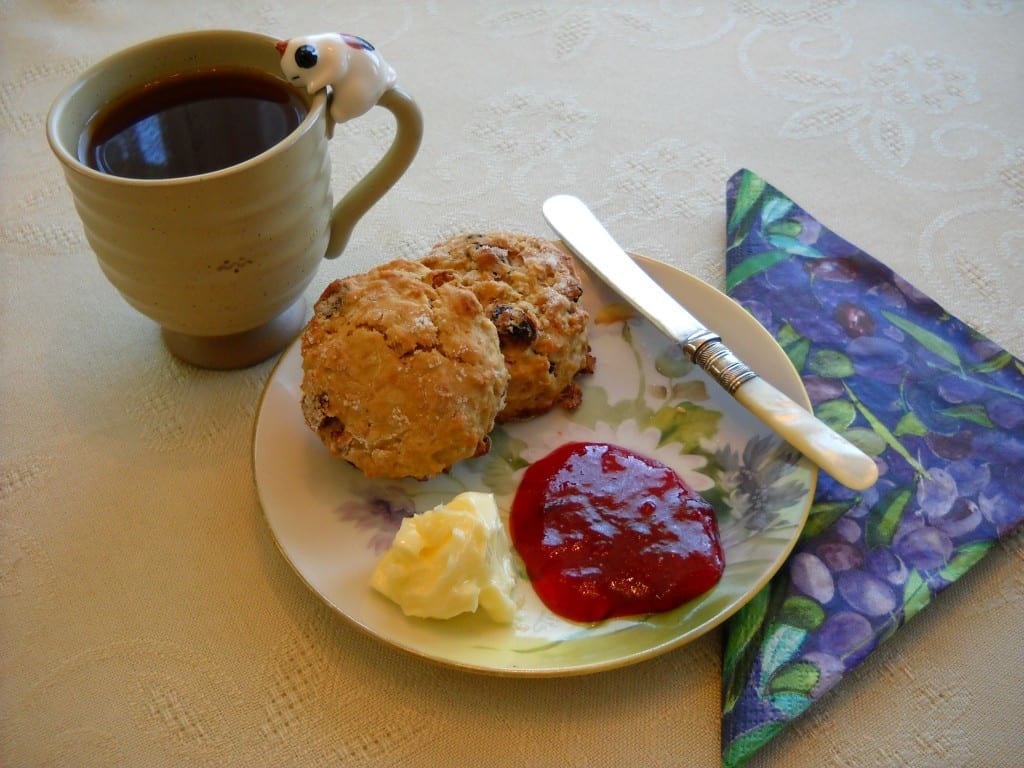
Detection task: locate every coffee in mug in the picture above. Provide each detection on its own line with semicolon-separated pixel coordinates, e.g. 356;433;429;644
47;30;422;369
82;67;308;179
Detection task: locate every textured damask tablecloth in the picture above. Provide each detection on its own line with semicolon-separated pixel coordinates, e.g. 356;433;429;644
2;2;1022;767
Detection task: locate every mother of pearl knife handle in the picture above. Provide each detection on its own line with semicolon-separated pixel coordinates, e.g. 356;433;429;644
542;194;879;491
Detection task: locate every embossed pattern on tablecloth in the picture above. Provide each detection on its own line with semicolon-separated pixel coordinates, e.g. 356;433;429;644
2;2;1023;767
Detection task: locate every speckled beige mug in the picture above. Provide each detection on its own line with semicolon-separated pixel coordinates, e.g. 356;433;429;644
47;30;422;368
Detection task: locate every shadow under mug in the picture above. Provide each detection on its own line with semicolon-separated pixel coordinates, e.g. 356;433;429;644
46;29;423;369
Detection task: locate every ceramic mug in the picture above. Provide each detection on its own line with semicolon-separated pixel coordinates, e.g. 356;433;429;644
47;29;422;368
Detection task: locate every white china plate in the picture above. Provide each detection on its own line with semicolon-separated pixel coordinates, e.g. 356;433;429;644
253;255;817;676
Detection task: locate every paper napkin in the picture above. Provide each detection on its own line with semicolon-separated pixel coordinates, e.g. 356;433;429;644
720;169;1024;767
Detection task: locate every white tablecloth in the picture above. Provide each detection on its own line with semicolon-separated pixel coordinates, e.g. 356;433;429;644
3;2;1022;766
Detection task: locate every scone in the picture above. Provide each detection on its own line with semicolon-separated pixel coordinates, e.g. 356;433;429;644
300;260;509;479
422;232;593;422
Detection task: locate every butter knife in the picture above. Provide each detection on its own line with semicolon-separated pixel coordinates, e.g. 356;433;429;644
543;194;879;491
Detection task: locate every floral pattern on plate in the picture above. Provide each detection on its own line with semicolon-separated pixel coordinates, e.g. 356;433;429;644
253;257;816;675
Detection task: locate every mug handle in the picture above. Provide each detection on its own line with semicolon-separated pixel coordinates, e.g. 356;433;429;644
325;86;423;258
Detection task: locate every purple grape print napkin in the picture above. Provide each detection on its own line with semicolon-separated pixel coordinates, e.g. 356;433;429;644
719;169;1024;767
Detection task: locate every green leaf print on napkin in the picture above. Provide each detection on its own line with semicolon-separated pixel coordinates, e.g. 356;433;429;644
720;169;1024;768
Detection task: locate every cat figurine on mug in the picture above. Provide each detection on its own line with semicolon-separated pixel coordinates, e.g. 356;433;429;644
277;33;397;123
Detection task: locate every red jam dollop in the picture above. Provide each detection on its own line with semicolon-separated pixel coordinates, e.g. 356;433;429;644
510;442;724;623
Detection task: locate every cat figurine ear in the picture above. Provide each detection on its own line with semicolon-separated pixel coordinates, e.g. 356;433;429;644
276;33;397;123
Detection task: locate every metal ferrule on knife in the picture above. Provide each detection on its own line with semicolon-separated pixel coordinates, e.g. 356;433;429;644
684;333;759;395
542;193;880;491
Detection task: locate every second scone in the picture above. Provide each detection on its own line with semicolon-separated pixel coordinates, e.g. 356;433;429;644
300;260;509;480
422;232;593;422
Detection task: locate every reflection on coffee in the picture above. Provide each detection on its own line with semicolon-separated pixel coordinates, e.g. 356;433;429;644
80;68;307;179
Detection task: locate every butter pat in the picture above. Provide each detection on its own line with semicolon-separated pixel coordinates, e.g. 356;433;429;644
371;492;516;623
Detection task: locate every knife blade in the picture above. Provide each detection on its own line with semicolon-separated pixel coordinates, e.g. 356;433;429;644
542;193;878;491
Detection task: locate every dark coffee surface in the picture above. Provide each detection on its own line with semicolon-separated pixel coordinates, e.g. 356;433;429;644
81;68;307;179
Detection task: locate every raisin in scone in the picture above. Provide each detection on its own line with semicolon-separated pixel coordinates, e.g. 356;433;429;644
300;260;509;479
422;232;593;422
